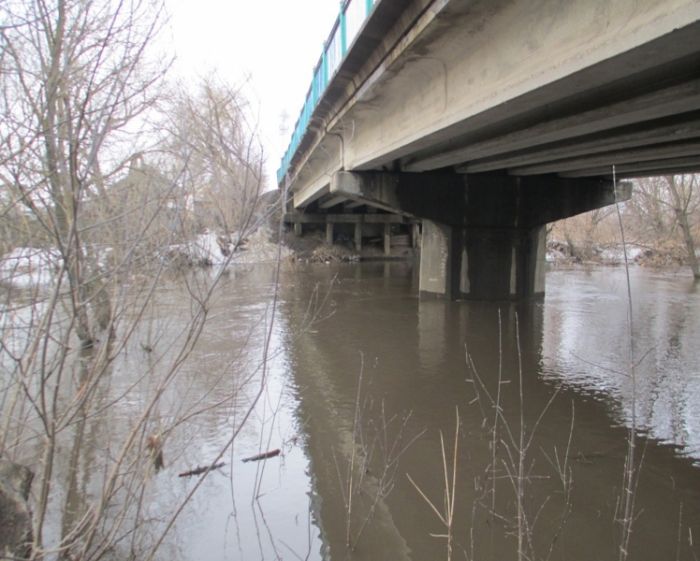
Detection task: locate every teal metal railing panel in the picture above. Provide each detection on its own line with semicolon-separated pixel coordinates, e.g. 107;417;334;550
277;0;376;184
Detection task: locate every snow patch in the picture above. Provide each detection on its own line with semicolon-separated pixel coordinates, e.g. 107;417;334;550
0;247;61;288
162;228;290;268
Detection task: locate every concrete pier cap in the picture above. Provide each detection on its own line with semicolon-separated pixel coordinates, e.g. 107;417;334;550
331;170;631;300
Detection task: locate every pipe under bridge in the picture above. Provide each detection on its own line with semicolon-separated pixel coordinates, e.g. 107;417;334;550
278;0;700;299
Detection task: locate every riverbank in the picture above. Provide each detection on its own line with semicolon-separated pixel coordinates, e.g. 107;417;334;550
3;228;694;292
546;238;695;271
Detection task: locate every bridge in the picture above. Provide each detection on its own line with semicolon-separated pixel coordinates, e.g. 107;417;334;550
277;0;700;299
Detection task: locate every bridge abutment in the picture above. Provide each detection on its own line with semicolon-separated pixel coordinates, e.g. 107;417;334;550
330;170;629;300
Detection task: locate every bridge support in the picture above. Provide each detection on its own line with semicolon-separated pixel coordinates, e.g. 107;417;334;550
419;220;546;300
330;170;630;300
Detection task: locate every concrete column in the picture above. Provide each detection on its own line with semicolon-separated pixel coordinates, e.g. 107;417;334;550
384;223;392;255
412;222;421;249
419;221;545;300
354;221;363;251
294;222;303;236
419;220;453;298
325;222;334;245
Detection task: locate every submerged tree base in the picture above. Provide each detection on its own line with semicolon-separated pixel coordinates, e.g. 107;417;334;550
0;461;34;561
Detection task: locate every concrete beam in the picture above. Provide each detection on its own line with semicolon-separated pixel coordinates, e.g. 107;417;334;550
466;174;631;227
330;171;466;223
294;180;330;208
344;200;365;210
330;171;630;228
319;195;348;209
509;140;700;176
461;114;700;173
330;171;405;215
284;212;410;224
283;0;441;190
560;156;700;178
407;79;700;171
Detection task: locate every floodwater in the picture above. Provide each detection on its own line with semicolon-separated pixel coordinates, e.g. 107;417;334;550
10;262;700;560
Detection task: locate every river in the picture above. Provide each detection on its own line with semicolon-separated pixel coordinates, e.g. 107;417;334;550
19;262;700;560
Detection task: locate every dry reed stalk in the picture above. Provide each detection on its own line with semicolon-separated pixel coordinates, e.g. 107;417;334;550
407;407;459;561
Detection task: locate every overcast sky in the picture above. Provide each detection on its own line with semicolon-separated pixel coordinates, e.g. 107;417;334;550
165;0;340;189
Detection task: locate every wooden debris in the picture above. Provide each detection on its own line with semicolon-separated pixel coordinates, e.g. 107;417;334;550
178;462;225;478
146;434;164;472
241;449;281;463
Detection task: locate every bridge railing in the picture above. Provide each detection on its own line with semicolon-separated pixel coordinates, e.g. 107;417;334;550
277;0;376;184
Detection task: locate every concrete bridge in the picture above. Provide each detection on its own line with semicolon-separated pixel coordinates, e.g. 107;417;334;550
278;0;700;299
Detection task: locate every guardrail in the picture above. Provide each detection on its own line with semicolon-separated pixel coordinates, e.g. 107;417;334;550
277;0;376;184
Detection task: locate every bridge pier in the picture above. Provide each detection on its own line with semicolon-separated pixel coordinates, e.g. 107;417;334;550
330;170;629;300
419;220;545;300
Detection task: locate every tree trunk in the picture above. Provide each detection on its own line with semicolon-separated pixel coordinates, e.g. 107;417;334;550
667;175;700;279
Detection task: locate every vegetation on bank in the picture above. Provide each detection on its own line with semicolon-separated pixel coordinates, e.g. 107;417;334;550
549;175;699;276
0;1;281;559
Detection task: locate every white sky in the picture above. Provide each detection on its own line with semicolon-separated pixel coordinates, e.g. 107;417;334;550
165;0;340;190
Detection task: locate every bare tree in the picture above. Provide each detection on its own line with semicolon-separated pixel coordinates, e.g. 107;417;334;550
163;77;265;239
665;174;699;278
628;175;700;277
1;0;172;345
0;2;274;560
556;206;617;261
550;174;699;275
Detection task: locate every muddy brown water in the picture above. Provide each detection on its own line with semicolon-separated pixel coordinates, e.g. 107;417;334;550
30;263;700;560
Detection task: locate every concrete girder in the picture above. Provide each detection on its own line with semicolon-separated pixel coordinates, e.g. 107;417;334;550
460;114;700;174
283;0;441;192
285;0;700;211
294;180;330;208
284;213;411;224
508;140;700;176
350;8;700;172
331;171;630;228
318;195;348;209
559;156;700;178
406;79;700;172
344;200;365;210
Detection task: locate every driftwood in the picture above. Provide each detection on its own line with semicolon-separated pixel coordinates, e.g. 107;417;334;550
178;462;225;478
146;434;164;472
241;449;281;463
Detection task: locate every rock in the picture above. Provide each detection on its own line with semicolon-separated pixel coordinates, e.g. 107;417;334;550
0;460;33;560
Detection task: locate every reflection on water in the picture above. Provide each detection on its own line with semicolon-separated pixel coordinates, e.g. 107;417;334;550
7;263;700;560
282;263;700;561
543;268;700;460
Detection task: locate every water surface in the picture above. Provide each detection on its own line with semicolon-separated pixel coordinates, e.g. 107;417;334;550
10;263;700;560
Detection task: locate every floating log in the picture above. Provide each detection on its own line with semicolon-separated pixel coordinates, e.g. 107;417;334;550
178;462;225;478
241;449;281;463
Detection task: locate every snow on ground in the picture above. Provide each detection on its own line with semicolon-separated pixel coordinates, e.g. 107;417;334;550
546;240;649;265
229;227;292;264
0;247;61;288
598;245;645;263
1;228;290;289
163;228;291;268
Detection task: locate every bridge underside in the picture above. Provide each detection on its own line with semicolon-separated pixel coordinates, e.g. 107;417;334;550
331;171;629;299
283;0;699;299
